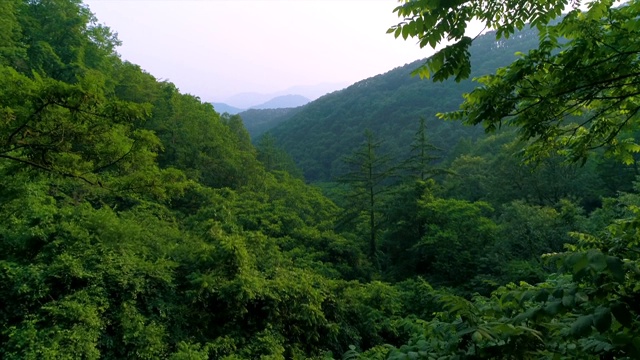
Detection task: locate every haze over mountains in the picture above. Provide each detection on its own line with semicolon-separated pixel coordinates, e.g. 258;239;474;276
211;82;348;113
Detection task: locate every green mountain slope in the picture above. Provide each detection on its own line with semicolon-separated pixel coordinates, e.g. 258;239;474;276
266;29;539;182
250;94;310;109
239;107;303;138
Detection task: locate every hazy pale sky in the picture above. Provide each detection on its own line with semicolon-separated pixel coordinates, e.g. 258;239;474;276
84;0;434;102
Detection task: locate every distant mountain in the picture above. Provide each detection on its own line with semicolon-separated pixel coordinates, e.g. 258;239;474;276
211;102;245;115
222;82;347;109
250;95;310;109
239;107;304;139
223;93;272;109
278;82;348;100
263;29;541;182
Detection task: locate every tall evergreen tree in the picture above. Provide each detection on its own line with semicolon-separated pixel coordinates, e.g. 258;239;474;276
402;117;443;181
338;130;395;264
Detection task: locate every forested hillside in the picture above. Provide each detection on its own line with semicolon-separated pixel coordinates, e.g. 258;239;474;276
262;28;539;182
2;0;640;359
239;107;302;139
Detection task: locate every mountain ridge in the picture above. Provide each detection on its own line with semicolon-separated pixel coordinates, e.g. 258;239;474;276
250;94;310;109
212;93;310;115
211;102;245;115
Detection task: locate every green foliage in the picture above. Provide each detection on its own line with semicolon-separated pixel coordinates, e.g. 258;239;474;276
415;191;498;289
144;85;262;189
374;1;640;357
497;201;581;261
0;65;159;187
256;132;303;178
380;180;431;280
0;0;23;66
239;107;302;139
0;2;394;358
389;0;573;81
435;1;640;164
443;132;608;209
0;181;180;358
338;130;397;263
377;196;640;358
399;117;445;181
16;0;120;81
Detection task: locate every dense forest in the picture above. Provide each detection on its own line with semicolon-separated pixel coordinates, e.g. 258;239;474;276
240;107;302;140
2;0;640;359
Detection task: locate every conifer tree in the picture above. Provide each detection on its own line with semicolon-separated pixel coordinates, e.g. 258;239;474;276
402;117;444;181
338;130;395;264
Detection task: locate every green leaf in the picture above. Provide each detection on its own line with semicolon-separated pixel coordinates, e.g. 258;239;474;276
562;294;575;308
472;331;483;342
605;256;625;282
567;252;588;273
402;23;411;40
543;300;563;315
592;307;612;333
611;303;633;328
533;289;550;302
570;315;593;337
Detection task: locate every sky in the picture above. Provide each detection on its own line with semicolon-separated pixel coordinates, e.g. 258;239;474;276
83;0;436;103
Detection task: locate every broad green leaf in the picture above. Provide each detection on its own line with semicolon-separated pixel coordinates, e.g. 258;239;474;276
611;303;633;328
605;256;625;282
593;307;612;333
570;315;593;337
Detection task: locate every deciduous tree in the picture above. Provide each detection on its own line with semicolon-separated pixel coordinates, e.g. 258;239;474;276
392;0;640;163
